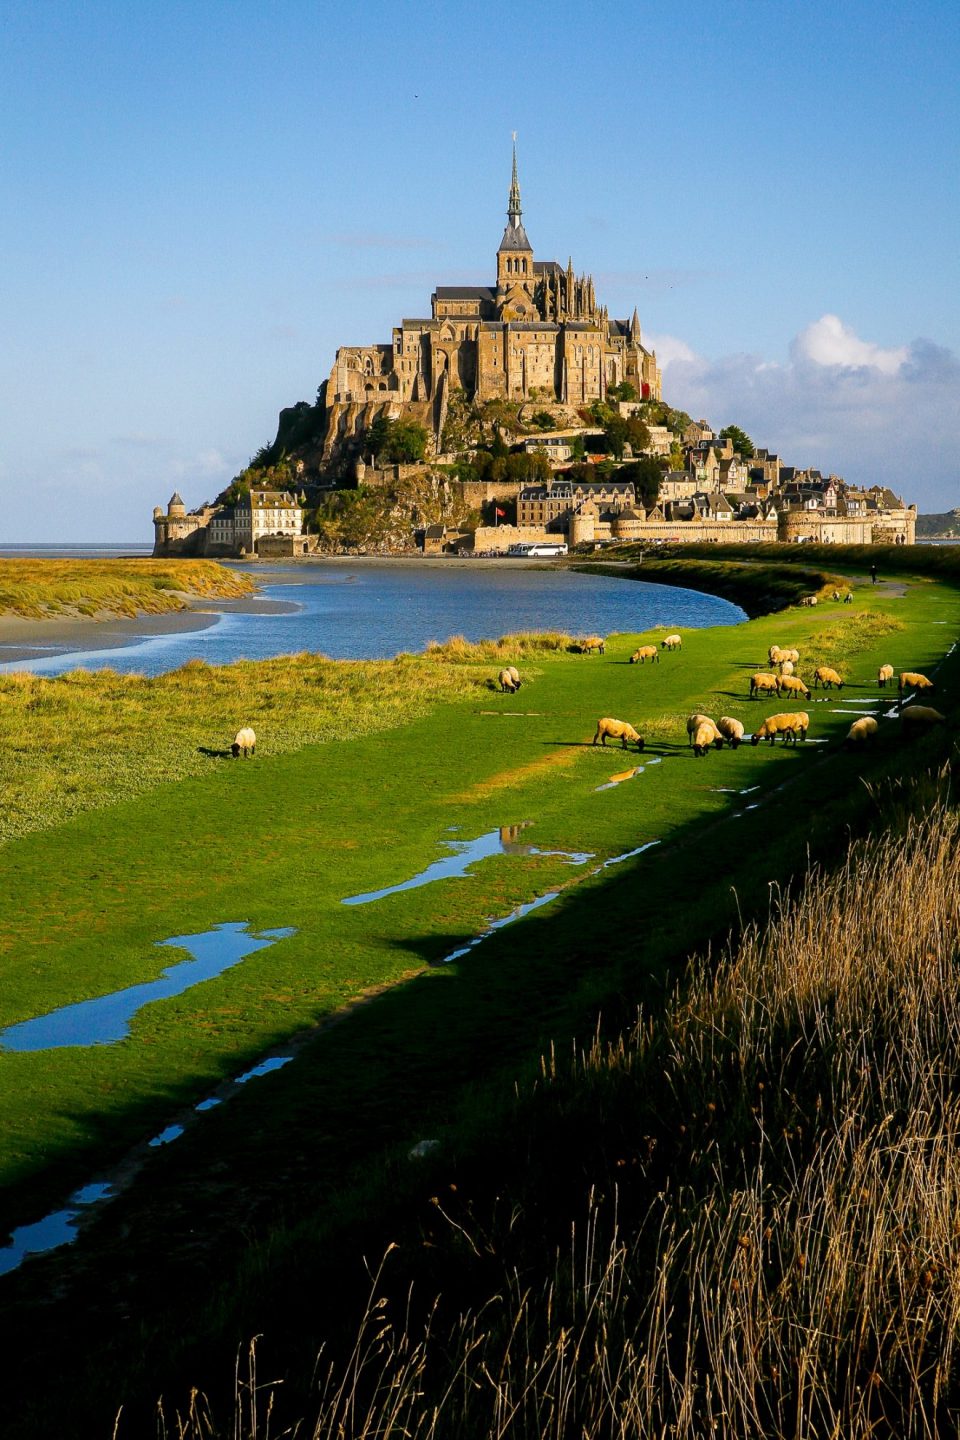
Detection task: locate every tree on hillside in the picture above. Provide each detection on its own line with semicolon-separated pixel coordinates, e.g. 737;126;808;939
606;380;637;402
720;424;755;458
618;458;662;509
365;417;429;464
603;415;630;460
625;415;650;452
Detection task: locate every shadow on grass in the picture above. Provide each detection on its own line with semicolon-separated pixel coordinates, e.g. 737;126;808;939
197;746;234;759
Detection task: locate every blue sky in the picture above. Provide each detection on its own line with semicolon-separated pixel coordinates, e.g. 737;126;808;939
2;0;958;540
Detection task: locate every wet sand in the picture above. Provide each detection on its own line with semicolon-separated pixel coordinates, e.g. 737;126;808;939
0;593;297;668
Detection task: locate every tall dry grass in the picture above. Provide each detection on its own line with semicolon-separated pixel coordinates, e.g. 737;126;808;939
154;782;960;1438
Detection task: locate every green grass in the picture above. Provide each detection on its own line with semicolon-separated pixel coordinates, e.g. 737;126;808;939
0;559;957;1436
0;558;253;618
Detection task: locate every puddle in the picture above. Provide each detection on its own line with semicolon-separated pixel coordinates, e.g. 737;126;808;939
837;697;880;704
602;839;661;868
342;828;592;905
710;787;739;793
594;756;663;792
0;923;296;1053
440;890;563;964
739;786;760;795
0;1181;116;1279
830;709;877;717
438;838;662;964
0;1027;299;1276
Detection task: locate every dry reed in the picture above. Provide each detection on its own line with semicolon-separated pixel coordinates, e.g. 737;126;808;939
153;783;960;1438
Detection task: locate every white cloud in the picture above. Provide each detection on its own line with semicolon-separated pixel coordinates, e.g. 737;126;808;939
792;314;908;375
652;316;960;512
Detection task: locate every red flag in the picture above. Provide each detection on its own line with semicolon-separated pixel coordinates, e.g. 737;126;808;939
495;506;506;517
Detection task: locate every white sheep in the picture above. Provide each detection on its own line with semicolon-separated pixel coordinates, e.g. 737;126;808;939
691;720;723;757
717;716;745;749
498;668;518;692
877;663;894;688
661;633;682;650
800;595;819;607
899;671;934;698
232;727;256;758
778;673;812;700
749;672;780;699
779;659;795;677
900;705;946;734
507;665;522;689
768;644;787;666
580;635;605;655
593;717;644;751
750;711;808;746
784;648;800;664
813;666;844;691
844;716;878;747
629;645;659;664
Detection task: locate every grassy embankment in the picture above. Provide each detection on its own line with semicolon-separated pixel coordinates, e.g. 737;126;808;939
0;558;254;619
0;553;957;1436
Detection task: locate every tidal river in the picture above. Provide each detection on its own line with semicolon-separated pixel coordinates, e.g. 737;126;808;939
0;560;745;676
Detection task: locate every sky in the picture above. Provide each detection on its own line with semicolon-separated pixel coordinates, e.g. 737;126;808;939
1;0;958;542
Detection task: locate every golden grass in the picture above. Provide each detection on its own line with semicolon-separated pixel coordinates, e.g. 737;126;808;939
0;559;253;618
423;631;575;662
450;746;580;802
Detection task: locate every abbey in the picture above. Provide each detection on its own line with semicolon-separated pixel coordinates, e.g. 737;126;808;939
325;148;661;434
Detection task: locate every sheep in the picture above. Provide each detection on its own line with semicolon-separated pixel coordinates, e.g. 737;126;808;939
800;595;819;607
629;645;659;664
691;720;723;757
813;666;844;690
832;590;842;602
900;705;946;734
898;671;934;698
687;713;723;748
784;649;800;664
498;668;518;693
844;716;878;748
779;659;795;677
877;663;895;688
717;715;745;749
751;711;808;746
749;671;780;699
232;727;256;758
580;635;605;655
661;633;682;650
768;644;787;666
593;717;644;751
778;673;812;700
507;665;522;689
843;592;853;604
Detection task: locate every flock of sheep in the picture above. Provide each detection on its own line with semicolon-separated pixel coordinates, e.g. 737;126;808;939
494;618;946;763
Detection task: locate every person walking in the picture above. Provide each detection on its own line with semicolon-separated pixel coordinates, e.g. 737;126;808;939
871;563;878;585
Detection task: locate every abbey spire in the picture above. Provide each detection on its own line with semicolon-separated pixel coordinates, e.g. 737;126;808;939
497;134;533;288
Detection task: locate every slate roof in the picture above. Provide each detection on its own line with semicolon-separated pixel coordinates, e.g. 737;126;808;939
434;287;495;301
498;221;532;252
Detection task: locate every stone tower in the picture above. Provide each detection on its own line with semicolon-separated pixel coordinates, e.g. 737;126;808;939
496;138;534;294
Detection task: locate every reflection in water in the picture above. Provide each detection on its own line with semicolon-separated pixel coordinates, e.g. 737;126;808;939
0;923;296;1053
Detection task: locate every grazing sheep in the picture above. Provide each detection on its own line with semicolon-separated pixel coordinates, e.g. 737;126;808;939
691;721;723;757
661;633;682;650
629;645;659;664
232;727;256;758
832;590;842;602
593;716;644;751
813;666;844;690
900;705;946;734
843;592;853;603
877;663;895;688
845;716;879;748
779;659;795;677
784;648;800;665
687;713;723;748
507;666;522;689
498;668;518;693
717;716;745;749
580;635;605;655
749;671;780;699
768;644;787;666
800;595;819;607
751;711;808;746
778;673;812;700
898;671;934;698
